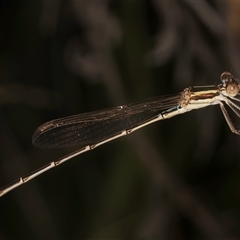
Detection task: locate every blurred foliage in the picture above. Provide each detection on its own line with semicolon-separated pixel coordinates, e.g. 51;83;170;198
1;1;240;239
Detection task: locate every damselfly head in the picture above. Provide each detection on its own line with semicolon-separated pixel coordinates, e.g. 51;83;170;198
220;72;240;97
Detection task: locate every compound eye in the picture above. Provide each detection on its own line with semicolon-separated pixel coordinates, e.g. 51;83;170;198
220;71;233;83
226;82;239;97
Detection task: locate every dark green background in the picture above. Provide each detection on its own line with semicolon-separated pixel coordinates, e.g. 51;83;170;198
1;1;240;239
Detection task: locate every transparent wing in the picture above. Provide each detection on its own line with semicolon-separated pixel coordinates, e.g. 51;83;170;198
32;93;181;148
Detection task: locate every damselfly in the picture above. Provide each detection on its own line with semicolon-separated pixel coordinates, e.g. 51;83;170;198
1;71;240;197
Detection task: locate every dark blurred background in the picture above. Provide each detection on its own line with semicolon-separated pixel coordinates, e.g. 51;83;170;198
1;1;240;239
